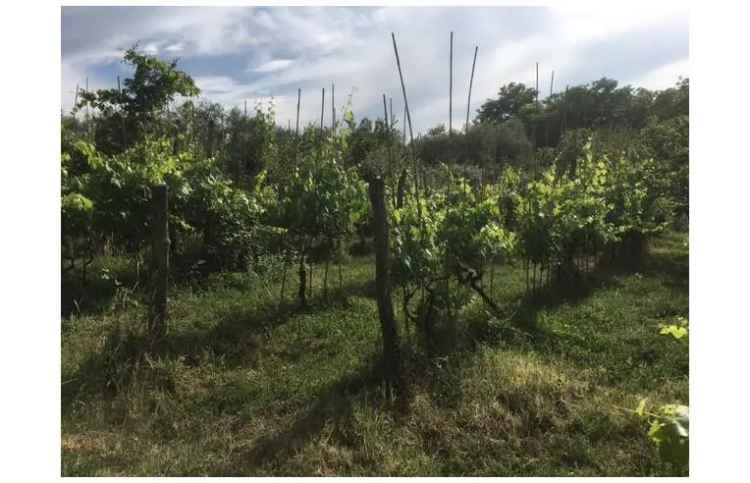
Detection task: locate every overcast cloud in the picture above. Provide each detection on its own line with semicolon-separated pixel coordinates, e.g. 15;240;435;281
61;6;689;135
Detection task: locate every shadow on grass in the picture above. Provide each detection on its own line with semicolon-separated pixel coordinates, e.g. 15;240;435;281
233;354;406;475
408;240;689;398
62;275;379;418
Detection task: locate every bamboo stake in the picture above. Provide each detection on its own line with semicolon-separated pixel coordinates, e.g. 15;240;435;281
535;63;539;102
466;45;478;133
550;70;555;98
85;77;91;139
382;93;389;131
391;31;422;215
320;87;325;138
449;31;453;136
73;83;79;113
402;105;407;144
383;93;394;176
331;83;335;132
562;84;569;134
117;76;125;147
391;33;414;145
296;88;301;136
390;97;394;130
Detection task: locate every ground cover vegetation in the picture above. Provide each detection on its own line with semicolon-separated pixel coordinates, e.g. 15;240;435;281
61;45;689;476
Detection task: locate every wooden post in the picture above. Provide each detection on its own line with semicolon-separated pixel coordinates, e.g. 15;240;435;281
368;176;402;393
466;45;478;132
535;63;539;102
150;185;169;343
331;83;335;132
449;31;453;136
296;88;301;136
244;99;247;117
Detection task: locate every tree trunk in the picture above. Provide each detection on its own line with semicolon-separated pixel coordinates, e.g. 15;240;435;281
368;177;402;393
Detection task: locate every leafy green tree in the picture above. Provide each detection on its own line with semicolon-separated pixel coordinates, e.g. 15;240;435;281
76;46;200;154
476;82;538;124
223;101;277;188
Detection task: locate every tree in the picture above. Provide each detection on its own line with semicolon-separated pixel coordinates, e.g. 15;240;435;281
476;82;538;124
76;46;200;154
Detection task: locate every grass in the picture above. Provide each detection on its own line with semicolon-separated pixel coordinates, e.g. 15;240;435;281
61;231;688;476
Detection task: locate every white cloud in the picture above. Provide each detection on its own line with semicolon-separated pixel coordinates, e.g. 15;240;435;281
634;58;689;91
164;42;184;53
62;6;689;133
252;59;294;73
142;42;160;55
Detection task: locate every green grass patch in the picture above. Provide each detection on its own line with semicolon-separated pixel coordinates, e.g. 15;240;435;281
62;232;688;476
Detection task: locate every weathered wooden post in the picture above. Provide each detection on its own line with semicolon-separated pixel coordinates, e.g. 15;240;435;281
150;184;169;343
368;176;402;394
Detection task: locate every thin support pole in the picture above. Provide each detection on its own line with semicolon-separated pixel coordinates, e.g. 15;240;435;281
117;76;125;147
466;45;478;132
449;31;453;136
382;93;389;131
73;83;79;114
391;33;414;144
320;87;325;138
550;70;555;98
296;88;301;136
402;105;407;144
390;97;394;130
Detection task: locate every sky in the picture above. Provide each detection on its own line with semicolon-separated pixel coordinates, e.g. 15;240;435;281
61;6;689;135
